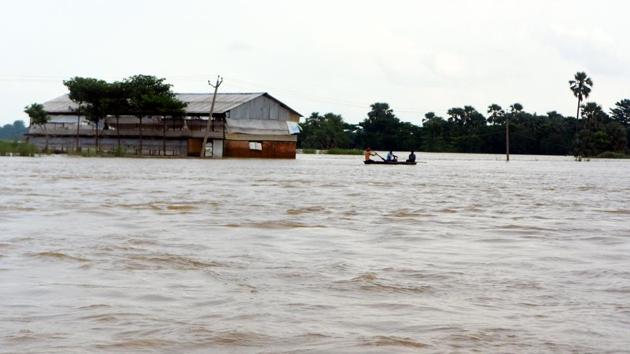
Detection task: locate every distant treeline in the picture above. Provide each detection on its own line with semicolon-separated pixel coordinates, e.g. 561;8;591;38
299;101;630;158
0;120;27;140
299;72;629;158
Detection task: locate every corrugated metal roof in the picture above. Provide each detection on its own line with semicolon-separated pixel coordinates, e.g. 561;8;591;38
42;95;82;114
42;92;302;116
178;93;265;114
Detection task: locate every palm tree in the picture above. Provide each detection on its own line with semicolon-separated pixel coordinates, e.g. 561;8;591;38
487;104;505;125
580;102;605;131
569;72;593;120
509;103;523;115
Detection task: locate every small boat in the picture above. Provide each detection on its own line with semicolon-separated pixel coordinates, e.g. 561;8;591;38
364;160;417;165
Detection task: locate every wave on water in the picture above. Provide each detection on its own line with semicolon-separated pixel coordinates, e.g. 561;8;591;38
184;329;273;347
362;335;428;349
225;221;319;229
599;209;630;215
29;251;89;263
116;202;197;213
0;206;36;212
384;209;421;218
4;329;67;343
286;206;327;215
94;338;176;350
333;272;432;294
124;254;224;271
3;155;630;353
165;204;196;211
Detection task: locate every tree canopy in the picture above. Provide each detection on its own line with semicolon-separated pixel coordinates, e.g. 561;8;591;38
298;71;628;158
298;100;630;158
24;103;50;151
123;75;185;117
0;120;27;140
24;103;49;127
611;99;630;126
63;75;186;120
569;72;593;120
299;112;351;149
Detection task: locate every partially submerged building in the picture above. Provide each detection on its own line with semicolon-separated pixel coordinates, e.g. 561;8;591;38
27;92;302;158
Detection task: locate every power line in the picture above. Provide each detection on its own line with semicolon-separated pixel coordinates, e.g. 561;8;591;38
0;73;430;117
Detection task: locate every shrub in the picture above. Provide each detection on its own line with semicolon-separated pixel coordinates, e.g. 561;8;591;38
326;148;363;155
0;140;39;156
596;151;630;159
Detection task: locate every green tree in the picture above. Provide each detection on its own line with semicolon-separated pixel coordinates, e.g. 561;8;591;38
581;102;608;131
421;112;451;151
575;102;610;158
64;77;109;152
123;75;184;155
610;99;630;126
569;72;593;120
447;107;465;126
487;104;505;125
299;112;351;149
358;103;403;150
605;122;628;152
104;81;131;151
508;103;524;123
24;103;49;151
610;99;630;151
509;103;523;113
538;112;572;155
446;106;485;152
153;94;186;155
447;106;485;129
397;121;422;151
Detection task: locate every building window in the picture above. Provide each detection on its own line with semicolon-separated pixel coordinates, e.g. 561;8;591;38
248;141;262;151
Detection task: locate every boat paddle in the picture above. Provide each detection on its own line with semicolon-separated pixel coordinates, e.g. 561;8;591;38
374;152;386;161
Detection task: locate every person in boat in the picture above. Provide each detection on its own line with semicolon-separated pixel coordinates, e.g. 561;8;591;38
407;151;416;163
364;147;376;162
386;151;398;162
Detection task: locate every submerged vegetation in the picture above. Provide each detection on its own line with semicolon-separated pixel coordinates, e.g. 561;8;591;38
299;72;630;159
299;148;363;155
327;148;363;155
0;140;39;156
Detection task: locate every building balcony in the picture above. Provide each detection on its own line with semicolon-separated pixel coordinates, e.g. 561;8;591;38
27;125;225;139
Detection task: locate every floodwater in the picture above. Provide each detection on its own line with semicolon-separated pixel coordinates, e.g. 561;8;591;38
1;153;629;353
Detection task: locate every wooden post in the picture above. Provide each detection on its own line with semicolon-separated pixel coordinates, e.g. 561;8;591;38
76;115;81;152
505;116;510;161
201;75;223;158
162;118;166;156
116;116;121;151
95;118;99;153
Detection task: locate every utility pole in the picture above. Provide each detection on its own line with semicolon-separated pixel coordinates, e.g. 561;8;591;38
505;116;510;161
200;75;223;158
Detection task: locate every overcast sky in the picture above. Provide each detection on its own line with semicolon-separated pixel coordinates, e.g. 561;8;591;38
1;0;629;125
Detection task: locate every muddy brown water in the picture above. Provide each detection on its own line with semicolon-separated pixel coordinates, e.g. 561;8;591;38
1;154;629;353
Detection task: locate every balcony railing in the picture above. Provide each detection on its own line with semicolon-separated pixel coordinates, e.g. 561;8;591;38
28;124;225;139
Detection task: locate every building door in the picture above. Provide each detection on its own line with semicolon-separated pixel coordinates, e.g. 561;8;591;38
187;138;202;156
212;139;223;158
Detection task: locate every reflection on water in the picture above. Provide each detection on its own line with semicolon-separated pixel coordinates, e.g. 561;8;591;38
1;153;630;353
